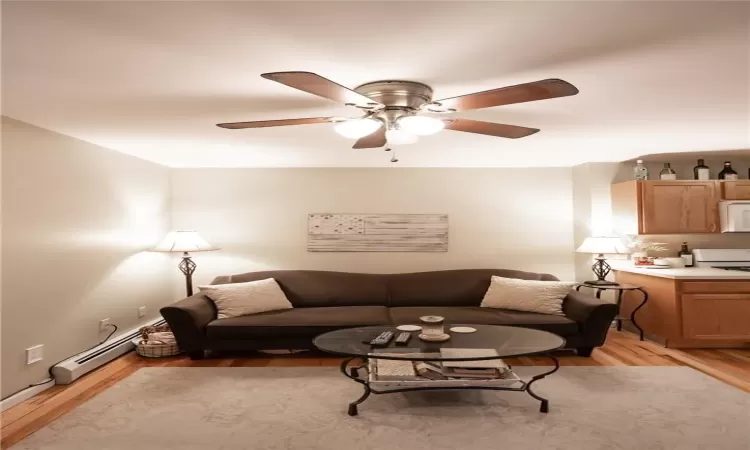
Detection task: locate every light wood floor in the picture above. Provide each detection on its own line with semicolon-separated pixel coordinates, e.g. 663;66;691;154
1;330;748;449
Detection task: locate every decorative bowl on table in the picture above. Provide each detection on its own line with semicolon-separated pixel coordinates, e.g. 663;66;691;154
633;256;656;266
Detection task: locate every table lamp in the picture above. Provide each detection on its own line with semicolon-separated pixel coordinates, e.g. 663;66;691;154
575;237;627;286
151;230;219;296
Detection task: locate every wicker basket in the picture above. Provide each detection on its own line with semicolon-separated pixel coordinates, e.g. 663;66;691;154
136;324;181;358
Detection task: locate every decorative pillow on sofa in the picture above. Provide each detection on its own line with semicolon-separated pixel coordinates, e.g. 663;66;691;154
480;276;575;316
199;278;293;319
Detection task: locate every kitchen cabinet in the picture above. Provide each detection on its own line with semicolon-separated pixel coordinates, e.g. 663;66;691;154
614;272;750;348
612;180;720;235
681;293;750;339
722;180;750;200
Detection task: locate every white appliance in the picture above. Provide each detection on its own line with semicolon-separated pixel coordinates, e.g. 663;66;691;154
693;248;750;272
719;201;750;232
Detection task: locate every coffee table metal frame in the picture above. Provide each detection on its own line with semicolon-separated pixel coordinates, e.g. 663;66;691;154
315;325;564;416
338;352;560;416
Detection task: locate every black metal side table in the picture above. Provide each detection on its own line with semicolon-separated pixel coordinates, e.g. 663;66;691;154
575;283;649;341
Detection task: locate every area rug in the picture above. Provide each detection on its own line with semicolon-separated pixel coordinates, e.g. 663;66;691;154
15;367;748;450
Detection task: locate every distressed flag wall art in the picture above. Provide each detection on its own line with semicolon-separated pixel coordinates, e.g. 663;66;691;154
307;214;448;252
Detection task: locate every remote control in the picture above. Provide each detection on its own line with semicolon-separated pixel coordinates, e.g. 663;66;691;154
395;332;411;345
369;331;394;346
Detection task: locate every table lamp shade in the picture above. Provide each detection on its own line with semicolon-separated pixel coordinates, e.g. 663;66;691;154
151;230;218;253
576;237;627;255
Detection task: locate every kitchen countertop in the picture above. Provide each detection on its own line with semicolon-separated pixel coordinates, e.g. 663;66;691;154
611;263;750;280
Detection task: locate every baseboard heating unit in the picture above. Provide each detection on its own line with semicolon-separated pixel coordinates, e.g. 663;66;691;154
51;317;165;384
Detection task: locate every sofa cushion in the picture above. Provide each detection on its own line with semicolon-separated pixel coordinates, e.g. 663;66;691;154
206;306;391;340
386;269;559;307
199;278;292;319
388;306;510;326
480;276;575;316
493;309;580;336
211;271;389;308
388;306;578;336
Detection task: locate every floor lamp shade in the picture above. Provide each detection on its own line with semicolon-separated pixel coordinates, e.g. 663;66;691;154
576;237;627;255
151;230;218;253
151;231;219;296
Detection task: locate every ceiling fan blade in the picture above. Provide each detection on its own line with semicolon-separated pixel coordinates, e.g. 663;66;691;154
444;119;539;139
352;127;386;149
217;117;335;129
434;79;579;112
261;71;382;108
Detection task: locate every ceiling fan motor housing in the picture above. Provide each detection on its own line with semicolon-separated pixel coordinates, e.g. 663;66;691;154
354;80;434;128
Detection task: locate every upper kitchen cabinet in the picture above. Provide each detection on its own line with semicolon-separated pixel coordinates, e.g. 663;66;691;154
612;180;720;235
722;181;750;200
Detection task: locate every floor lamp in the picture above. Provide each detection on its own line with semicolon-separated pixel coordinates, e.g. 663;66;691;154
151;230;219;297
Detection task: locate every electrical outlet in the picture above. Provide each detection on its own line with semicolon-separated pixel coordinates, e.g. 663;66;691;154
137;306;146;318
99;318;110;332
26;345;44;365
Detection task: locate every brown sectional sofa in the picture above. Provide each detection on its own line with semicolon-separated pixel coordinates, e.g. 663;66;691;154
161;269;618;359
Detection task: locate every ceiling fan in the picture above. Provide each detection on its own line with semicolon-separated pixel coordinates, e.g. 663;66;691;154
217;72;579;148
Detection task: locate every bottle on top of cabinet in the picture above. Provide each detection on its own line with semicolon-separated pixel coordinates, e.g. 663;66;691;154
678;242;694;267
633;160;649;180
659;163;677;180
693;159;710;180
718;161;739;180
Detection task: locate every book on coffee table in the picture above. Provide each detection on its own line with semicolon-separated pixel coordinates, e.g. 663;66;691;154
371;353;421;380
439;348;510;372
443;367;500;379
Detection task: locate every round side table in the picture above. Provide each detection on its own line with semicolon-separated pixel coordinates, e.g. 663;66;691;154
575;283;648;341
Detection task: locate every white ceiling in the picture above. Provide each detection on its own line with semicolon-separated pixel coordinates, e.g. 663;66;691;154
3;1;749;168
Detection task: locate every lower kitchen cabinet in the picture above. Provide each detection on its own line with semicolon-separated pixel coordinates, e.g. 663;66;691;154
681;293;750;340
614;272;750;348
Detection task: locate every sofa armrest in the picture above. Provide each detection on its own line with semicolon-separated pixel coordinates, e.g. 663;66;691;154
160;293;217;353
562;290;619;347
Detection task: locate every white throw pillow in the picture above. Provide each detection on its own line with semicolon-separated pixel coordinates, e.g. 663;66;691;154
480;276;574;316
199;278;293;319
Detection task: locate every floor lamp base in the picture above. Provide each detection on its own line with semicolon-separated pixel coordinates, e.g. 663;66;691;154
178;252;197;297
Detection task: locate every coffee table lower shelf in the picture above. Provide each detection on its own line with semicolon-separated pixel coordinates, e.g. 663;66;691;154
340;355;559;416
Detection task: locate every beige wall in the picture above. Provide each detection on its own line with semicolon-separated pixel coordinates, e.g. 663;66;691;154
572;162;622;281
1;117;172;398
170;168;576;289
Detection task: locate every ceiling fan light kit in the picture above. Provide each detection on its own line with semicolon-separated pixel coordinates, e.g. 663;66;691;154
385;128;419;145
397;115;445;136
217;71;579;159
333;118;382;139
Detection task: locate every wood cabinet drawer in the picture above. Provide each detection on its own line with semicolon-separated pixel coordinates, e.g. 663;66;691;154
722;181;750;200
681;281;750;294
681;294;750;339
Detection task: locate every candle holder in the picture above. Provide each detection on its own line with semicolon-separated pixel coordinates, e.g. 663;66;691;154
418;316;450;342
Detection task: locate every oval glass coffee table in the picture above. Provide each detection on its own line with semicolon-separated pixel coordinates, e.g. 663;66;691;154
313;325;564;416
